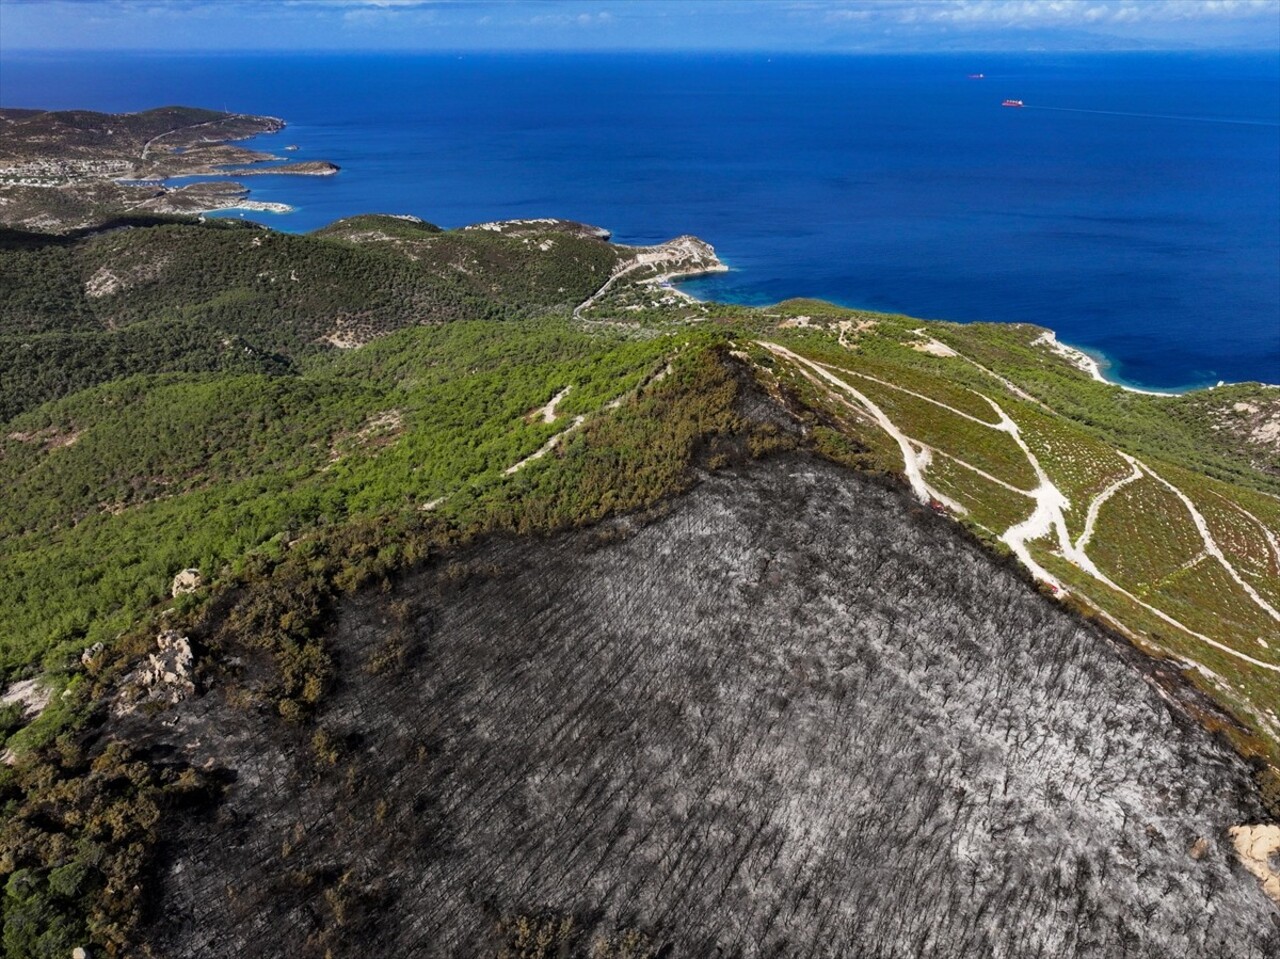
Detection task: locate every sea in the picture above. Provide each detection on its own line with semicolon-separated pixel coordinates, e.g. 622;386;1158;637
3;51;1278;389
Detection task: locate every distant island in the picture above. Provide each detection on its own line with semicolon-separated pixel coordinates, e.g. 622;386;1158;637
0;106;338;231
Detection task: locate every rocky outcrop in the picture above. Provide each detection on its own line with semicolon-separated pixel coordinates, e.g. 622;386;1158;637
1231;824;1280;906
573;235;727;320
171;568;204;597
115;631;195;715
143;631;195;702
632;234;726;279
0;677;50;720
1209;394;1280;474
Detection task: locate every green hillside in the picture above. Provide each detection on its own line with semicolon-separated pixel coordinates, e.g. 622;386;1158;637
1;210;1277;956
0;216;620;418
2;214;1276;767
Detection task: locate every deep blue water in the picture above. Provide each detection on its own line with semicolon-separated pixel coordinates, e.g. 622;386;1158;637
2;51;1278;388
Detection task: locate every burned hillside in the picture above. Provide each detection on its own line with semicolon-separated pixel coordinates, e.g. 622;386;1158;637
134;456;1279;958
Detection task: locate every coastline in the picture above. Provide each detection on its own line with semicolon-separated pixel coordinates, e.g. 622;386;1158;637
143;121;1265;397
649;261;730;291
150;176;1264;397
1055;337;1279;393
672;272;1255;395
1030;331;1189;396
151;124;331;220
166;162;339;180
7;54;1272;389
202;200;295;216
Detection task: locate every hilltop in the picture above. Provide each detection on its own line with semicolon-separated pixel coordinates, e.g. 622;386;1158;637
0;122;1277;956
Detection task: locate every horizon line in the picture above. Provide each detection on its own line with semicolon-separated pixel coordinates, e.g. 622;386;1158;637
4;46;1279;56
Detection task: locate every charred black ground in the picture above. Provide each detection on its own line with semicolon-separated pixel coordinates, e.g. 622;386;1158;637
134;456;1278;958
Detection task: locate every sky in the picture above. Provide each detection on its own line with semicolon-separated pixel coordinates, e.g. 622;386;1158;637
0;0;1278;53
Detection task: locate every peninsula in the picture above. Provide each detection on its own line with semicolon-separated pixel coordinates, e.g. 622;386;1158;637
0;106;338;231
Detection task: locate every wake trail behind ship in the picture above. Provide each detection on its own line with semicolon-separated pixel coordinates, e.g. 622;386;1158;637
1023;104;1279;127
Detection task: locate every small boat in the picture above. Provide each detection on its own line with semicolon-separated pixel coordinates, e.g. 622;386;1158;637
1002;99;1024;108
968;73;984;79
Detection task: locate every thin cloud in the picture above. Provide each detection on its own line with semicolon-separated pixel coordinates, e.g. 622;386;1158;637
811;0;1280;26
1;0;1276;51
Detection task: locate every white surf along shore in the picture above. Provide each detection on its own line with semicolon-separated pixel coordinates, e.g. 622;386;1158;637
1030;331;1185;396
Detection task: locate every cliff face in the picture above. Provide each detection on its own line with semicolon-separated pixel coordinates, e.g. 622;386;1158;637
135;456;1278;958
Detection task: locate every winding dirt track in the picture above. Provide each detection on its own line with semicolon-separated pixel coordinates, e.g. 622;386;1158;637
1076;458;1144;552
759;343;963;513
1140;459;1280;623
757;341;1280;675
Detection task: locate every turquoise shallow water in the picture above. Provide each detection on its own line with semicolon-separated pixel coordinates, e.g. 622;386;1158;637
2;51;1278;388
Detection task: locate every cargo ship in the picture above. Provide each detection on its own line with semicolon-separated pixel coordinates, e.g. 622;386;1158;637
1002;99;1024;108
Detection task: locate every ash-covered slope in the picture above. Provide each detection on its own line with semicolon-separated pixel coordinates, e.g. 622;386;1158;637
140;456;1278;958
